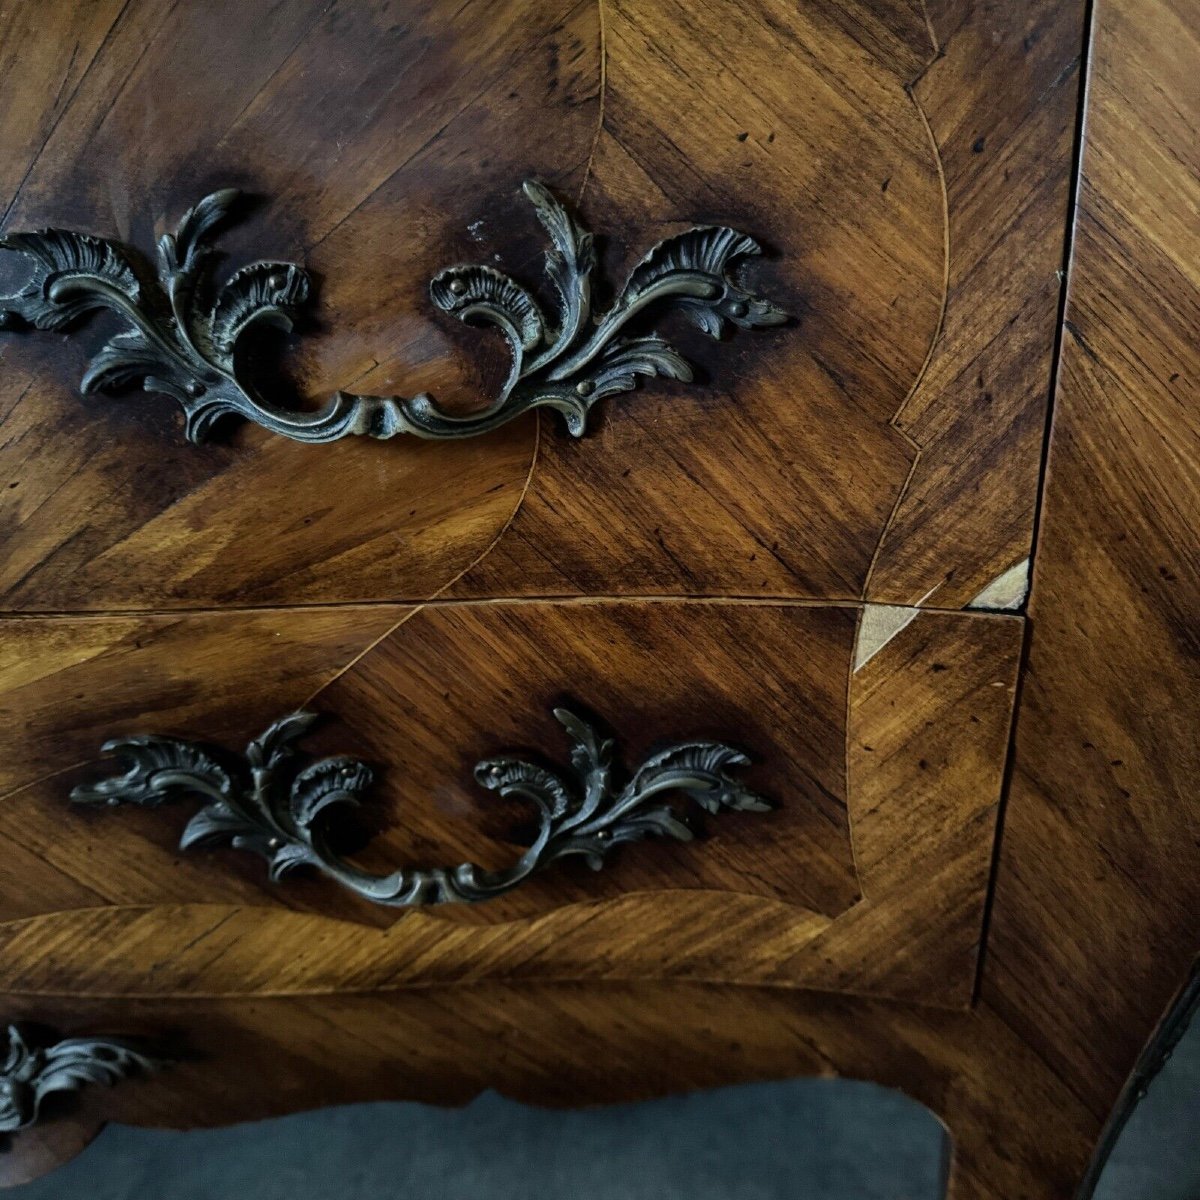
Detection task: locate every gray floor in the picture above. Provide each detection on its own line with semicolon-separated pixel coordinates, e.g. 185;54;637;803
1093;1005;1200;1200
6;1011;1198;1200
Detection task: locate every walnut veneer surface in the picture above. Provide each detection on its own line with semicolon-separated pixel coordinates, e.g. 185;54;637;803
1;1;1197;1197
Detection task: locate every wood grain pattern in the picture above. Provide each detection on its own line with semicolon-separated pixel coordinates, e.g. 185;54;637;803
312;601;860;922
0;0;1083;612
450;0;1086;607
982;0;1200;1127
816;606;1019;1003
0;602;850;930
0;0;599;608
0;0;127;214
0;608;408;922
7;2;1195;1198
866;0;1087;606
0;603;1018;1004
0;608;408;794
0;0;1089;619
450;0;937;600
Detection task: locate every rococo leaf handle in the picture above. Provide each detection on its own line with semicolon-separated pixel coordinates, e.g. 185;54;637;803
1;1024;166;1134
70;708;772;906
0;182;785;445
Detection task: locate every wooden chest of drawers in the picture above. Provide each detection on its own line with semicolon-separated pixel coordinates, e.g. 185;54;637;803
1;1;1196;1196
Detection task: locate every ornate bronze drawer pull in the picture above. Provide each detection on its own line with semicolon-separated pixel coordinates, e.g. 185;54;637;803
71;708;771;906
1;1025;165;1134
0;183;785;445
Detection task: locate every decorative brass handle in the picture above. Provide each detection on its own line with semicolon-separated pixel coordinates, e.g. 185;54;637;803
1;1025;165;1134
0;183;785;445
71;708;771;906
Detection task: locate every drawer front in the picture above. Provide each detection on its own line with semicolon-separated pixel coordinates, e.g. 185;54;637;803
0;600;1019;1006
0;0;1062;613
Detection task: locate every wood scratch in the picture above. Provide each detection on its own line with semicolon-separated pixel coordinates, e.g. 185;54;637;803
576;0;608;208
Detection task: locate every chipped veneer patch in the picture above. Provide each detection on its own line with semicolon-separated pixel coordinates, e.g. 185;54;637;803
854;604;922;672
966;558;1030;611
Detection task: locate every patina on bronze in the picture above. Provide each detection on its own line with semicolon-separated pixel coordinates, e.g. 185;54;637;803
71;708;772;906
0;183;784;444
1;1025;165;1134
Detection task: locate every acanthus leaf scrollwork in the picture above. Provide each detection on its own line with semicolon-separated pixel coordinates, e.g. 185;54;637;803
406;180;787;438
1;1025;165;1134
0;182;785;445
0;189;388;443
71;708;772;906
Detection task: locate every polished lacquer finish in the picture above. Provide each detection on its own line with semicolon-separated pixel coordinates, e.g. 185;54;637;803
1;1;1196;1198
